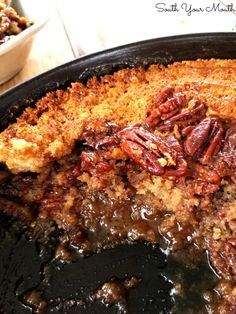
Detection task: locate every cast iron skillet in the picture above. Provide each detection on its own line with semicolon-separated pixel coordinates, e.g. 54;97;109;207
0;33;236;314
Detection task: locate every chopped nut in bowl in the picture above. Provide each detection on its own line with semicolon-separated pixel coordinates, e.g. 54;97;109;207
0;0;49;85
0;1;32;45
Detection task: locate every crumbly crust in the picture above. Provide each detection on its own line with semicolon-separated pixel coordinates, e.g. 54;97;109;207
0;59;236;173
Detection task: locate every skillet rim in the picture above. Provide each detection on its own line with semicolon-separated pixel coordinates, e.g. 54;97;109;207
1;32;236;105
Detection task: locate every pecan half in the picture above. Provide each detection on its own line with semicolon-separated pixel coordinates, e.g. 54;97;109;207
184;116;223;164
145;87;187;128
116;127;187;178
159;101;207;132
81;120;120;148
191;163;221;184
221;123;236;169
80;151;113;175
162;135;188;179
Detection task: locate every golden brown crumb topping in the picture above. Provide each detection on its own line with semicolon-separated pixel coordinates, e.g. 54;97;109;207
0;59;236;173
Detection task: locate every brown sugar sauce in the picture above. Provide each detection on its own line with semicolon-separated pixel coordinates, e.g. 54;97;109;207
0;216;219;313
0;143;234;313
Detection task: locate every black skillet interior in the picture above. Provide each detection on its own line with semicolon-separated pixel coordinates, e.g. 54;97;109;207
0;33;236;314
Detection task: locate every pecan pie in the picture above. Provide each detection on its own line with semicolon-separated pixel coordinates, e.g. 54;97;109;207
0;59;235;312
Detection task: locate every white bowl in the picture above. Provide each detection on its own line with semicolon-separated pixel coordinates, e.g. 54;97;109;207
0;0;49;85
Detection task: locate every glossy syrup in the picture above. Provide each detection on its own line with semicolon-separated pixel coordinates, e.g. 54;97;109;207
0;217;218;314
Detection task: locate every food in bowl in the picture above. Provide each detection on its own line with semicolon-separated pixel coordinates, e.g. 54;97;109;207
0;1;32;45
0;59;235;312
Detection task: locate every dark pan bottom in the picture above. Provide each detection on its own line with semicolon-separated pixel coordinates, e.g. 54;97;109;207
0;217;218;314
